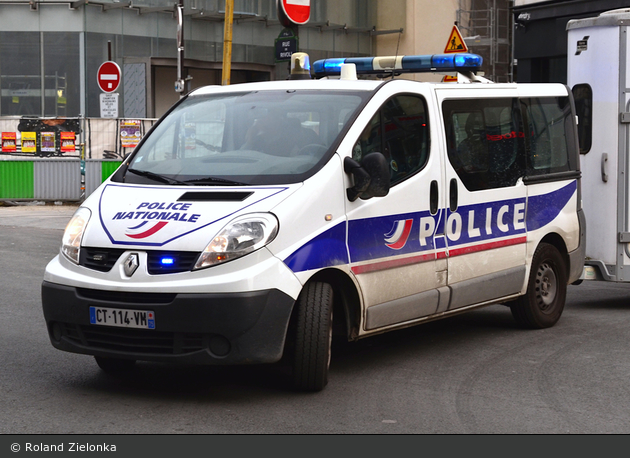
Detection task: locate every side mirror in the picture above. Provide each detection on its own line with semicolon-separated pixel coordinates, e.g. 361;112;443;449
344;152;390;202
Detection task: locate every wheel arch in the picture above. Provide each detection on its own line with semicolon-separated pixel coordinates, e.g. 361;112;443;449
299;267;362;342
538;232;570;275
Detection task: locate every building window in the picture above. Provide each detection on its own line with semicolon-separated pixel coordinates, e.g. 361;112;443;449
0;32;41;116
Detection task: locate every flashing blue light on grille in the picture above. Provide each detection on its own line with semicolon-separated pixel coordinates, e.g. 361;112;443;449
160;257;175;265
312;53;483;78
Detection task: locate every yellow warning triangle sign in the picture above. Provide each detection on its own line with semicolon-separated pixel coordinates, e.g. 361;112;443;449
444;25;468;54
442;25;469;81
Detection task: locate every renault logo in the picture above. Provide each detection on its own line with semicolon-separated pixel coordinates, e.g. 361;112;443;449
123;253;140;277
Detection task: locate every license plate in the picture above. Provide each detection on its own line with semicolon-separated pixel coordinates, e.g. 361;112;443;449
89;306;155;329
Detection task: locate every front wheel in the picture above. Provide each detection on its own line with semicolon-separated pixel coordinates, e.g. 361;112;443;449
292;282;334;392
510;243;567;329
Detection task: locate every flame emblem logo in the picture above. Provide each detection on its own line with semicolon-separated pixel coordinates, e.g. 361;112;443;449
125;221;169;239
384;219;413;250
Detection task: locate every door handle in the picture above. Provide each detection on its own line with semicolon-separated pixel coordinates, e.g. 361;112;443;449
430;180;438;215
449;178;458;212
601;152;608;182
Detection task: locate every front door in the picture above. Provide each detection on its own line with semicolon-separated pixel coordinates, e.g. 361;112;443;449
345;89;448;331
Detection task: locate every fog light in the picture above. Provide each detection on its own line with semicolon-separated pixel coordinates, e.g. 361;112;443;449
209;335;231;357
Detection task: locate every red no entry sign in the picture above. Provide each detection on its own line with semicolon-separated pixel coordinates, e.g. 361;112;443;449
97;61;121;93
280;0;310;25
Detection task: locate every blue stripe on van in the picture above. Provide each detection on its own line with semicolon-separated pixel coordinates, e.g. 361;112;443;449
283;222;349;272
348;210;436;263
285;180;576;273
526;181;577;231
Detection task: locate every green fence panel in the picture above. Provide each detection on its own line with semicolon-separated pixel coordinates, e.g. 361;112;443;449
0;161;34;199
101;161;122;182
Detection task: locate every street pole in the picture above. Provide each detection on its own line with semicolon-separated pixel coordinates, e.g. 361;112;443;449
175;0;185;97
222;0;234;85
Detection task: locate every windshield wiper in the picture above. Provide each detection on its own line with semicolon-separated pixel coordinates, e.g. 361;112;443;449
127;168;190;185
184;176;247;186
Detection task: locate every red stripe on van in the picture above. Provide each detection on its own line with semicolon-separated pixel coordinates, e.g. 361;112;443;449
351;252;437;274
351;235;526;274
447;236;526;258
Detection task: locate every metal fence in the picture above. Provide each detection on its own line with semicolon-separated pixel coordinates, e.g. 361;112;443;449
0;159;122;202
0;117;157;160
0;116;157;202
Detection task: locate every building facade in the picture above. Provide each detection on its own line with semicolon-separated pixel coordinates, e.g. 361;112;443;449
513;0;630;83
0;0;383;119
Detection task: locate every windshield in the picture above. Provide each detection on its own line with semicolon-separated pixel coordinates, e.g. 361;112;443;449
119;89;369;186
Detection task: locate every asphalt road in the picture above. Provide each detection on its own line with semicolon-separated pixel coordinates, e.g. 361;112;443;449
2;203;630;434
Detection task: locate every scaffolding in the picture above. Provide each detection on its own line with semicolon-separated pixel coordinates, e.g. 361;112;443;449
457;0;513;83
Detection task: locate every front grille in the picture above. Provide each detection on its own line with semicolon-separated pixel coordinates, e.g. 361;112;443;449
61;323;207;355
80;247;126;272
78;248;200;275
146;251;200;275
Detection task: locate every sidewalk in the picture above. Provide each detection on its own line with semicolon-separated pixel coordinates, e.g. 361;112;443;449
0;201;78;230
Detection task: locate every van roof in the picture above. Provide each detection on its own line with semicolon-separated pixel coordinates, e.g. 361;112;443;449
188;78;385;97
567;8;630;30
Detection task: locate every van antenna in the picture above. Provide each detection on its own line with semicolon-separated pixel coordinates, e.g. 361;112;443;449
392;30;402;80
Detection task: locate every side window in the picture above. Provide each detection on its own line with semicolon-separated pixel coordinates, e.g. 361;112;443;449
353;112;381;161
353;94;430;185
443;98;523;191
572;84;592;154
521;97;572;175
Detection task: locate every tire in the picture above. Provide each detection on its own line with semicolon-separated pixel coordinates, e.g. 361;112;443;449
292;282;334;392
94;356;136;374
510;243;567;329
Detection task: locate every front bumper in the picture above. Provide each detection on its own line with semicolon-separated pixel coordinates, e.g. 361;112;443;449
42;281;295;365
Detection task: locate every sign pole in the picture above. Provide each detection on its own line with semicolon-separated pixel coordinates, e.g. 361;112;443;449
175;0;185;96
276;0;310;74
222;0;234;86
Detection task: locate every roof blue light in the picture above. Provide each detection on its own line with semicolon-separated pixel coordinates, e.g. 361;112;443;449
312;53;483;78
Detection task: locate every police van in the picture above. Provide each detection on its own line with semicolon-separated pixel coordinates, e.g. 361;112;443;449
42;52;585;391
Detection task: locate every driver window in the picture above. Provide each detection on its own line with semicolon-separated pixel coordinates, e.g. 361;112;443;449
352;112;381;162
352;94;429;186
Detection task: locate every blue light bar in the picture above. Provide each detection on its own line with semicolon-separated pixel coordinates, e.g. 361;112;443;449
312;53;483;78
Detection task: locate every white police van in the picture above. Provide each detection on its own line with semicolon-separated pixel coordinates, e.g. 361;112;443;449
42;52;585;391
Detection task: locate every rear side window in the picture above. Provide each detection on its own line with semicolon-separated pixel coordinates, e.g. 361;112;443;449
443;98;524;191
352;94;430;186
443;95;576;191
521;96;573;175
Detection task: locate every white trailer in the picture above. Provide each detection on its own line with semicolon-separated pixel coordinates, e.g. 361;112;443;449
568;8;630;283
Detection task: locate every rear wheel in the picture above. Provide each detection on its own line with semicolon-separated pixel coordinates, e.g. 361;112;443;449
510;243;567;329
94;356;136;374
292;282;334;392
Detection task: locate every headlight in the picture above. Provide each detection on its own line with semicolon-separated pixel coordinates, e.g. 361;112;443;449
61;207;91;264
194;213;279;270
